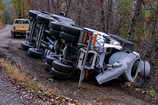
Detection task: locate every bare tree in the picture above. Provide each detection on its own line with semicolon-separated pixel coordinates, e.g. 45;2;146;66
47;0;51;12
64;0;72;16
99;0;114;33
128;0;144;40
150;4;158;60
99;0;106;32
106;0;113;33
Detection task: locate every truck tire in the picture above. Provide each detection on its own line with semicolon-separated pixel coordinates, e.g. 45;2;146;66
21;42;34;51
29;10;40;18
50;67;73;80
52;60;74;73
45;55;57;65
28;48;42;58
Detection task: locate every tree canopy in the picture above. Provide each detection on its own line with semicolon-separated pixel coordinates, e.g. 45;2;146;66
0;0;5;12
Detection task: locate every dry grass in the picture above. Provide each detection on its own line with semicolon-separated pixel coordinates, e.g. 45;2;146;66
0;58;82;105
0;58;47;93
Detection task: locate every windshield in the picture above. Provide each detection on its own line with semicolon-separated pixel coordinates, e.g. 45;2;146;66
14;20;29;24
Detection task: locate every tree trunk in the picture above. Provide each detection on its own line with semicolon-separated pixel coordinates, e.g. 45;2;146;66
128;0;144;40
100;0;106;32
106;0;113;33
47;0;51;12
150;5;158;60
64;0;72;16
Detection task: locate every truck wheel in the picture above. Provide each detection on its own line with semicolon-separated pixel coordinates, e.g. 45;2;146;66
50;67;73;80
52;60;74;73
21;42;34;51
50;60;74;80
45;54;57;65
27;48;42;58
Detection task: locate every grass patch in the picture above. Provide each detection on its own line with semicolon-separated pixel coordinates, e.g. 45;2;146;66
0;58;83;105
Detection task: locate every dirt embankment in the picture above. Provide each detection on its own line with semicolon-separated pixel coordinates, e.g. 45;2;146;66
0;26;157;105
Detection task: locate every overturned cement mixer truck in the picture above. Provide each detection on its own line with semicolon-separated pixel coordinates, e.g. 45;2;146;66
21;10;151;87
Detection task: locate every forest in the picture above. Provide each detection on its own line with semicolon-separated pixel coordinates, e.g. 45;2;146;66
0;0;157;61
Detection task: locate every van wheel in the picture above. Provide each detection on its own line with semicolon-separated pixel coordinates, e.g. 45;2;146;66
11;32;16;38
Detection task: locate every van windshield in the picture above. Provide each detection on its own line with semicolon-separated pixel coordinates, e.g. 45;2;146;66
15;20;29;24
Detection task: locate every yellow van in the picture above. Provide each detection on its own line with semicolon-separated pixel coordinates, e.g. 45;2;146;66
11;19;30;38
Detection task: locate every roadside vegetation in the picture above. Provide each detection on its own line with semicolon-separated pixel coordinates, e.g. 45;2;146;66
0;58;82;105
0;0;5;28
